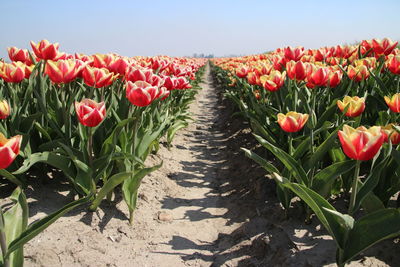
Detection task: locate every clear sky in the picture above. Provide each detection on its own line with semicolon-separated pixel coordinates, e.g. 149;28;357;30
0;0;399;58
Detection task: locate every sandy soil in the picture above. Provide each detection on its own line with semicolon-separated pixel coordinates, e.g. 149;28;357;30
15;63;400;266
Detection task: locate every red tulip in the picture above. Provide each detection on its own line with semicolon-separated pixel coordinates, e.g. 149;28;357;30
371;38;398;56
386;55;400;75
0;133;22;169
260;70;286;92
307;66;329;87
337;96;365;117
277;111;309;133
236;66;249;78
125;81;159;107
0;100;11;119
284;46;304;62
7;47;33;65
338;125;385;161
75;99;106;127
286;60;307;81
163;76;177;90
327;70;342;88
384;93;400;113
45;60;82;84
30;40;60;60
0;62;25;83
82;66;116;88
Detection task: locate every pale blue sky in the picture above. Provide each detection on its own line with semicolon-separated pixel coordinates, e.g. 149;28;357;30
0;0;399;58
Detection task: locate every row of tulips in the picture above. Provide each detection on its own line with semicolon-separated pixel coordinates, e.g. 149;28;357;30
211;38;400;266
0;39;206;267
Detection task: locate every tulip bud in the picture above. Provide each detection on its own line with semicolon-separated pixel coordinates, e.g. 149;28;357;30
0;100;11;119
125;81;159;107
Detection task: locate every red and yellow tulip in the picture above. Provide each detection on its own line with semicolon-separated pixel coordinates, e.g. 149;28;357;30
30;39;60;60
44;59;82;84
0;100;11;119
0;133;22;169
384;93;400;113
277;111;309;133
82;66;116;88
260;70;286;92
125;81;159;107
75;99;106;127
337;96;365;117
338;125;385;161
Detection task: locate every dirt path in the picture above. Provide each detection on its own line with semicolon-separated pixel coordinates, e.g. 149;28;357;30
22;63;400;267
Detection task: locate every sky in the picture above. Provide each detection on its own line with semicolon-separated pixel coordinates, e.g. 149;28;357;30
0;0;399;59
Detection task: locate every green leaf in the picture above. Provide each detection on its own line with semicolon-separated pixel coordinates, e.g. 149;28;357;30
254;134;309;185
2;187;28;267
274;173;349;249
312;161;356;198
122;162;163;212
342;208;400;264
241;148;280;174
305;128;340;171
89;171;135;211
6;195;91;258
167;121;188;147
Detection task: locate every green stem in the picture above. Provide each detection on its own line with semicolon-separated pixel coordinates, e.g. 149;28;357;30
349;160;361;215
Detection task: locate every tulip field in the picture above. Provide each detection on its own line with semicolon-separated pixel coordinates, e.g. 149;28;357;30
1;37;400;267
0;40;206;266
211;38;400;266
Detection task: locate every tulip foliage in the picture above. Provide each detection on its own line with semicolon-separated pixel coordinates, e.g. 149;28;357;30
212;38;400;266
0;40;205;266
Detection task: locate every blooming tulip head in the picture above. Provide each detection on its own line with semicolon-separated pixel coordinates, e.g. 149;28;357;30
0;62;25;83
260;70;286;92
286;60;307;81
45;60;82;84
337;96;365;117
284;46;304;62
236;66;249;78
277;111;309;133
0;133;22;169
82;66;116;88
384;93;400;113
371;38;398;56
307;66;329;87
75;99;106;127
328;70;342;88
30;39;60;60
7;47;33;65
382;124;400;145
125;81;159;107
338;125;385;161
347;65;369;82
0;100;11;119
386;55;400;75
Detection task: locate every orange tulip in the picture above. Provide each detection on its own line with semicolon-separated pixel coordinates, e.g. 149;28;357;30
0;100;11;119
75;99;106;127
338;125;385;161
82;66;116;88
382;124;400;145
347;65;369;82
125;81;159;107
0;133;22;169
260;70;286;92
384;93;400;113
45;59;82;84
30;39;60;60
337;96;365;117
286;60;307;81
277;111;309;133
0;62;25;83
386;55;400;75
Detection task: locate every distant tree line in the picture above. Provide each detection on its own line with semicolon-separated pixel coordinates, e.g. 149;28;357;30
192;53;214;58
